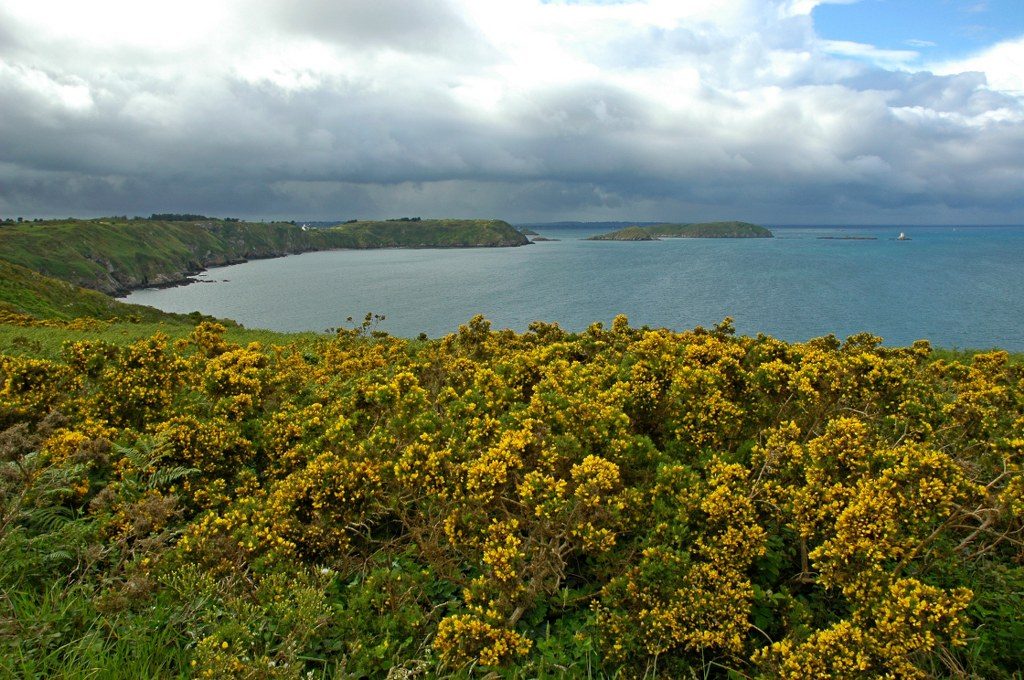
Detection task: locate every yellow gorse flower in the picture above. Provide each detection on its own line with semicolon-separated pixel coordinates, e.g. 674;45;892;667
3;314;1020;677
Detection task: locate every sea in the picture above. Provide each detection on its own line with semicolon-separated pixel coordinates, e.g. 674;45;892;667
122;225;1024;351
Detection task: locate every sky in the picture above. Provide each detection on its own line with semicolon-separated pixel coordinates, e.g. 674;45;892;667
0;0;1021;224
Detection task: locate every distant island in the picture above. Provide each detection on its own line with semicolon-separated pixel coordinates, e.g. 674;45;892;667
590;226;656;241
0;216;528;296
587;221;773;240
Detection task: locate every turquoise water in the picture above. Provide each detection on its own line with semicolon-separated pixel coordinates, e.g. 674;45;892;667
123;225;1024;350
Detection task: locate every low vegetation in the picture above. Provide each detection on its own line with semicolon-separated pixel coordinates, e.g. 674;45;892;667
0;215;1020;677
1;310;1021;677
321;219;529;250
0;260;189;324
588;222;773;240
587;226;656;241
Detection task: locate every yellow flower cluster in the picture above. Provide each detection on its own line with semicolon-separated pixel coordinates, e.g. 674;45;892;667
5;313;1021;676
434;613;533;667
0;355;73;425
757;578;971;678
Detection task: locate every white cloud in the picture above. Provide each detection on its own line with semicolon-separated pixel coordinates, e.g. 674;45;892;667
930;35;1024;95
818;40;920;69
0;0;1020;223
0;61;94;112
0;0;233;54
781;0;859;18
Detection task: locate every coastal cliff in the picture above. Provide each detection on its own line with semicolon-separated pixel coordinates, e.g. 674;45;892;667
0;217;529;295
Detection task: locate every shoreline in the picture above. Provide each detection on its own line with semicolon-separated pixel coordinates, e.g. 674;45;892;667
115;241;533;297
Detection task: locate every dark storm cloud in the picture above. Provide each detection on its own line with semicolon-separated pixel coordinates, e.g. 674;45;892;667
839;69;1018;114
0;0;1021;223
0;14;18;53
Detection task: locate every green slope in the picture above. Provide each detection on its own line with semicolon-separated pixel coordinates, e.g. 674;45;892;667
586;226;656;241
649;221;773;237
588;221;773;240
0;218;314;295
0;217;528;295
0;259;186;323
319;219;529;249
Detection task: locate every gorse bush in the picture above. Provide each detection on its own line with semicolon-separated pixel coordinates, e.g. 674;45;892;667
0;316;1022;677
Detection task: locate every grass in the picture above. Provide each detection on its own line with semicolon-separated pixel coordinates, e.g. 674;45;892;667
931;346;1024;365
0;582;192;679
0;260;184;323
0;320;325;361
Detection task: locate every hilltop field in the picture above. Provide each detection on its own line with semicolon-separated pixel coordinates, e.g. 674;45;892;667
0;218;1022;678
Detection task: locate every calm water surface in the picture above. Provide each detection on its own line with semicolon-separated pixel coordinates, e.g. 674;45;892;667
123;226;1024;350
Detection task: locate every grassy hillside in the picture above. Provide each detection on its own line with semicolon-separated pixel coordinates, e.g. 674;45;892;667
649;221;772;238
0;260;189;323
589;221;773;240
587;225;656;241
0;217;528;295
0;218;315;295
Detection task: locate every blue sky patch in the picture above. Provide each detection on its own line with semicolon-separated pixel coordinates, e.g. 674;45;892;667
813;0;1023;62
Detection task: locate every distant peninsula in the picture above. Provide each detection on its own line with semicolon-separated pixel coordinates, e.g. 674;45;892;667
322;218;529;250
0;216;529;296
587;221;773;240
